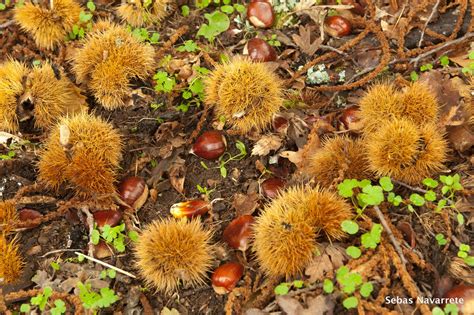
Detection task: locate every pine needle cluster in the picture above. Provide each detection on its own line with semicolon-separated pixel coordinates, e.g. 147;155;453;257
37;113;122;200
71;22;156;109
308;136;372;187
0;60;85;132
134;218;214;293
116;0;173;27
14;0;81;50
205;58;283;134
253;186;352;277
365;119;447;184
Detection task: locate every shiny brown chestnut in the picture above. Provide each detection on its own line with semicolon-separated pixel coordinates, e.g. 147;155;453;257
247;1;274;28
118;176;149;210
222;215;255;251
324;15;352;38
261;177;285;198
443;284;474;315
211;262;244;294
190;130;227;160
243;38;277;62
93;210;122;228
170;200;211;219
339;105;361;130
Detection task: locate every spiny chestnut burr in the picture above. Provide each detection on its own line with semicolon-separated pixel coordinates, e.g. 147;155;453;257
190;131;227;160
222;215;255;251
324;16;352;38
261;177;285;198
170;200;211;219
93;210;122;228
118;176;149;211
211;262;244;294
247;1;275;28
243;38;277;62
443;284;474;315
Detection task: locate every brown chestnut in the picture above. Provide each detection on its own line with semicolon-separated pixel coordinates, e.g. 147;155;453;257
118;176;149;210
190;130;227;160
93;210;122;228
247;2;274;28
243;38;277;62
222;215;255;251
261;177;285;198
211;262;244;294
338;105;361;130
324;15;352;38
443;284;474;315
170;200;211;219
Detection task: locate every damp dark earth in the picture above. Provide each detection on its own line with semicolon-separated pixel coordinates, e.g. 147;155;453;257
0;0;473;314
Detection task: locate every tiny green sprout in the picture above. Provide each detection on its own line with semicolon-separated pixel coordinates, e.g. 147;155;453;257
128;230;139;242
360;282;374;298
77;282;119;310
293;280;304;289
456;213;464;225
50;299;66;315
457;243;470;259
181;5;190;16
154;71;176;93
361;224;382;249
435;233;447;246
20;304;30;313
266;34;281;47
177;40;199;53
197;11;230;42
274;282;290;295
50;261;60;271
387;192;403;206
357;184;384;207
86;1;95;12
409;193;425;207
0;3;5;10
424;190;437;202
338;179;358;198
439;55;450;67
379;177;393;192
341;220;359;235
346;246;361;259
323;279;334;293
31;287;53;311
342;296;358;309
422;178;439;188
216;140;247;178
410;71;419;81
420;63;433;72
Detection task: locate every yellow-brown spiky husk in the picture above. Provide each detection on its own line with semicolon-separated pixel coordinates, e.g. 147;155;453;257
116;0;173;27
0;235;24;284
20;63;86;129
253;205;317;277
37;113;122;199
14;0;81;50
398;81;439;126
359;83;402;133
134;218;214;293
365;119;447;184
0;200;17;234
89;60;130;109
308;136;372;187
359;83;438;133
253;186;352;277
205;58;283;134
71;22;155;109
0;60;29;132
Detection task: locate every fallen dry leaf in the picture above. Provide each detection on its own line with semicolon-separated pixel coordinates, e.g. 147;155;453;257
292;26;322;56
169;157;186;194
277;294;335;315
232;192;259;216
447;125;474;152
252;134;283;156
305;244;347;282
